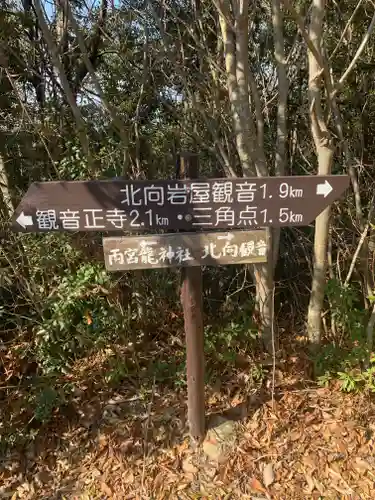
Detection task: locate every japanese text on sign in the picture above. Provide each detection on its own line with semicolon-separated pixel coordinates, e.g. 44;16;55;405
32;205;301;231
120;181;262;206
32;181;304;230
108;239;266;267
102;230;269;271
13;175;350;232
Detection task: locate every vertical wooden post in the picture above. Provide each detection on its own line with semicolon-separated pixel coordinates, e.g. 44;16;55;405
178;152;205;443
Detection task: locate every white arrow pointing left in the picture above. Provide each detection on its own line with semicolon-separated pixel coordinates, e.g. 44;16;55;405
16;211;33;229
316;180;333;198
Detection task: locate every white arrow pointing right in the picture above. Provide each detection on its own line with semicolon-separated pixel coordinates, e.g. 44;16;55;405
16;211;33;229
217;232;235;241
316;180;333;198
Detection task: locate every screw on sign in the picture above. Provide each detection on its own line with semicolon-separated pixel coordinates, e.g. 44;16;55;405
11;175;350;233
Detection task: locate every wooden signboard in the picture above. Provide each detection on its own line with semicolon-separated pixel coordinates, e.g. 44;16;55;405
102;230;268;271
11;175;350;233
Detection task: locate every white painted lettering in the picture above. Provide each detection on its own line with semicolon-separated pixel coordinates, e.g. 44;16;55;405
36;209;59;230
167;184;189;204
190;182;210;203
235;182;257;203
120;185;142;206
202;243;221;259
60;209;80;229
256;239;267;256
212;181;233;203
106;209;128;229
144;186;164;206
124;248;139;264
108;248;124;266
192;207;213;226
222;242;238;257
239;241;255;257
175;247;194;263
238;206;258;226
138;240;158;264
215;207;235;226
159;245;175;263
83;209;105;229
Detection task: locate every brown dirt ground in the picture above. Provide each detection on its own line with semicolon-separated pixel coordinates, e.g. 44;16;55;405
1;344;375;499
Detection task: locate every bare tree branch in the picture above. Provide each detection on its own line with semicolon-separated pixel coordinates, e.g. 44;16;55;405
33;0;90;157
329;0;365;60
73;0;108;94
134;30;149;177
336;8;375;90
65;0;130;148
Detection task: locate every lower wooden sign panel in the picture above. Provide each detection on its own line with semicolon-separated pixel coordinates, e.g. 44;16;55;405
103;230;268;270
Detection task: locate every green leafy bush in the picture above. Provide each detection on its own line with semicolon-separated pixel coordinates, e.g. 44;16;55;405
204;304;258;364
325;278;366;342
34;263;129;374
314;279;371;391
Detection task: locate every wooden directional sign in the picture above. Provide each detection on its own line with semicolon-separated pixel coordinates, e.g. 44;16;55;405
102;230;268;271
11;175;350;233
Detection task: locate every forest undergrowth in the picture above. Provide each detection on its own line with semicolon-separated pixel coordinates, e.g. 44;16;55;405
1;232;375;498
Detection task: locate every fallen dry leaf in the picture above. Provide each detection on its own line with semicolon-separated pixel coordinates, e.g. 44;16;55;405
176;482;190;491
304;472;315;494
98;433;108;449
290;430;302;442
327;466;343;481
5;346;375;500
182;458;198;474
119;439;133;455
331;483;354;495
322;411;333;420
153;472;164;491
263;463;274;487
302;454;317;470
355;457;372;472
314;478;325;495
100;481;112;497
175;439;189;455
336;439;347;455
121;471;134;484
249;476;266;493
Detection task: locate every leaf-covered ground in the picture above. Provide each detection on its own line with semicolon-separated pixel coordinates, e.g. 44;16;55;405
1;341;375;499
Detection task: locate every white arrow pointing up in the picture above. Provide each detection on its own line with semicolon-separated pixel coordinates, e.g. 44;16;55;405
16;211;33;229
316;180;333;198
217;232;235;241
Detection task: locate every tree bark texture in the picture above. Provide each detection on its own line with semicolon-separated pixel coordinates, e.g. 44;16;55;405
306;0;334;346
216;0;274;351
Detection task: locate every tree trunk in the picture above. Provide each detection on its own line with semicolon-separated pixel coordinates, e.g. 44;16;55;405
306;0;334;347
0;154;13;217
218;1;256;176
271;0;288;270
217;0;275;351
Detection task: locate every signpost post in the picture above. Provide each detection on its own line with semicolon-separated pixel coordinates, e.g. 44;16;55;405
10;161;350;444
177;153;205;444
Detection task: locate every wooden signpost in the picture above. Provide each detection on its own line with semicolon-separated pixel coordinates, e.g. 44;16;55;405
10;153;350;444
103;230;268;271
11;175;349;233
